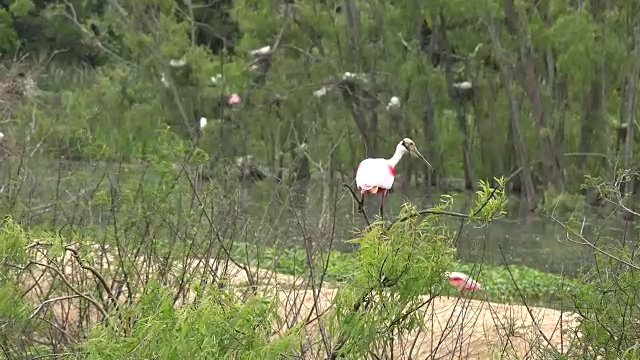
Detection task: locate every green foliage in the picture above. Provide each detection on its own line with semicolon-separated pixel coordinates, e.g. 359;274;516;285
329;207;452;357
540;188;587;220
0;217;28;264
234;241;572;305
0;218;39;358
562;256;640;358
78;282;300;359
471;177;508;222
551;10;598;87
0;8;19;53
550;174;640;358
3;0;640;358
452;261;573;303
0;0;634;199
321;184;511;358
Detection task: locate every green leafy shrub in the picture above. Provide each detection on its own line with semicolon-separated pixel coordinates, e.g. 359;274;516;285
77;282;301;359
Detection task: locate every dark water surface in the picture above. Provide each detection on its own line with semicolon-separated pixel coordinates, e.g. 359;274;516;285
239;177;630;277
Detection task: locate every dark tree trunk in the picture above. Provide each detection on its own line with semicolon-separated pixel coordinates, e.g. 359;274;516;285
503;0;564;191
438;12;474;191
422;92;438;189
487;19;537;211
578;79;602;173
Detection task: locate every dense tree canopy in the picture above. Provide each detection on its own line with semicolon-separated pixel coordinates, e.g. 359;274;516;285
1;0;639;211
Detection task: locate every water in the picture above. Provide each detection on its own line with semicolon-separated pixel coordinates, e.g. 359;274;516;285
1;158;629;277
239;177;631;277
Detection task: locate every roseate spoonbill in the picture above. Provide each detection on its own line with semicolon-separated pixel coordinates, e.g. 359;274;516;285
228;93;241;105
445;271;484;292
355;138;432;218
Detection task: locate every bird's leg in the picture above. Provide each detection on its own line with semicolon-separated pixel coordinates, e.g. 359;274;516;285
356;191;371;227
379;191;386;220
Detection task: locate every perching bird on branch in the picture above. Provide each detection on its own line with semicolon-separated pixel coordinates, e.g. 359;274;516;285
355;138;432;219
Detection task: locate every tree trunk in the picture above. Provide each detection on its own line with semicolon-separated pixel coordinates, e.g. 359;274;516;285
343;0;361;66
455;104;474;191
343;0;376;155
503;0;564;191
348;98;374;155
438;12;474;191
622;34;640;204
487;20;537;211
422;92;438;189
577;0;605;180
419;14;443;191
579;79;601;172
485;77;506;178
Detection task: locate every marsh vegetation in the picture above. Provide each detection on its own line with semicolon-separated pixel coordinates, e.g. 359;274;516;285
2;0;640;358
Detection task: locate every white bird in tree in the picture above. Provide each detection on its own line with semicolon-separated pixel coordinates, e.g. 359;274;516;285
355;138;432;218
249;46;272;57
387;96;400;109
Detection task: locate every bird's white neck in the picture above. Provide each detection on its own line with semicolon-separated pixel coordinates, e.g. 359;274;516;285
388;145;407;168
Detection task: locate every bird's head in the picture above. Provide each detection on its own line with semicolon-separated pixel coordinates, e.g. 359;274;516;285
399;138;432;169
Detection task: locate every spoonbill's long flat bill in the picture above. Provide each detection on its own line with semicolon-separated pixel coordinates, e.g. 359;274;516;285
355;138;431;218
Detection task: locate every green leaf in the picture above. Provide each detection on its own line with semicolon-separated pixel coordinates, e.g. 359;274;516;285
0;9;18;53
9;0;34;17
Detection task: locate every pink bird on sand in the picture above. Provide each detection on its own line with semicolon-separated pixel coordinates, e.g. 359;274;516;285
228;93;241;105
446;271;484;292
355;138;432;218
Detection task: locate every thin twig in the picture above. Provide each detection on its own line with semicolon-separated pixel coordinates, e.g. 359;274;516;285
549;210;640;271
26;261;108;319
343;183;370;227
498;244;556;350
386;183;502;229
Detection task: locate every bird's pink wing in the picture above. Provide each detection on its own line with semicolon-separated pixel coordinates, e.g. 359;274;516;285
356;159;395;190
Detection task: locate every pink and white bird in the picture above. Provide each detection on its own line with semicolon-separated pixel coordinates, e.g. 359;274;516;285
445;271;484;292
355;138;431;218
228;93;241;105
